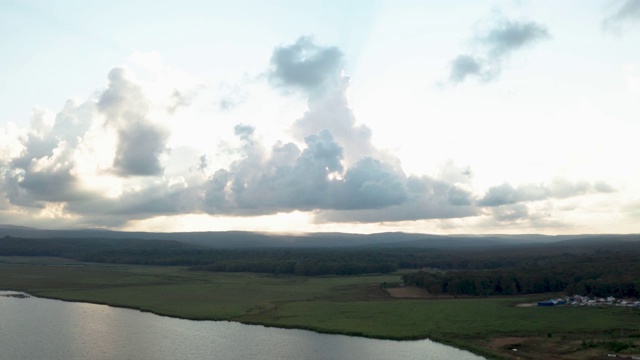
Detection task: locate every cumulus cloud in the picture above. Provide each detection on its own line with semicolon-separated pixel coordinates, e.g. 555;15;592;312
477;179;615;207
14;147;88;203
269;36;343;96
0;37;618;230
448;18;550;84
112;121;169;176
603;0;640;33
0;62;189;225
316;175;477;223
4;101;99;209
449;55;485;83
332;158;406;209
269;37;398;168
0;37;542;228
192;130;477;223
4;153;86;209
447;185;473;206
200;128;343;214
290;80;379;166
479;201;571;229
477;183;518;206
320;161;480;223
98;68;169;177
65;179;200;221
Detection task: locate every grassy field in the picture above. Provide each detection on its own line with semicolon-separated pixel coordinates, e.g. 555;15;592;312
1;257;639;359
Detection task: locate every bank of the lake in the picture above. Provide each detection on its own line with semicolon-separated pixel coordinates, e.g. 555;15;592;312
2;292;496;360
2;258;639;359
0;290;484;360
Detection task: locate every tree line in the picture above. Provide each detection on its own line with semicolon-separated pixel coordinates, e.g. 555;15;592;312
0;236;401;275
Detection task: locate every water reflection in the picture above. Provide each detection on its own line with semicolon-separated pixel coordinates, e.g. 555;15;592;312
0;291;484;360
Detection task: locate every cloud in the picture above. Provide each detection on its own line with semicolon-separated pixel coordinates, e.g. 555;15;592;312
4;102;98;208
0;38;531;227
2;170;40;208
0;64;184;223
478;179;615;207
290;83;381;166
447;185;473;206
603;0;640;33
272;37;395;168
594;181;616;193
98;68;169;176
316;175;477;223
481;201;572;229
448;18;550;84
491;203;529;222
4;145;90;209
436;160;473;185
233;124;257;143
0;124;23;162
63;119;447;225
201;128;344;214
269;36;344;96
194;124;474;223
65;179;200;221
112;121;169;177
2;100;410;227
0;37;621;231
332;157;406;210
14;147;88;203
299;130;344;174
10;103;93;170
477;183;519;206
449;55;484;83
481;20;550;57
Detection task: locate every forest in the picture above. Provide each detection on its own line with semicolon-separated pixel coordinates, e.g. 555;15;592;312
400;243;640;298
401;252;640;298
1;235;640;297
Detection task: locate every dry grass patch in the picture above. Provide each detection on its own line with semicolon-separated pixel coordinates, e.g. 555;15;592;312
385;286;431;298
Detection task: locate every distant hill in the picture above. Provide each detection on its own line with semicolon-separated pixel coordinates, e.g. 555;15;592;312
0;225;637;249
0;224;38;230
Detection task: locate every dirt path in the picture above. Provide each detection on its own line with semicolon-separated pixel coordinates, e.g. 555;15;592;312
485;336;634;360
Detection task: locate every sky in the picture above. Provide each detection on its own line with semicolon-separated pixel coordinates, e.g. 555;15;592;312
1;0;639;234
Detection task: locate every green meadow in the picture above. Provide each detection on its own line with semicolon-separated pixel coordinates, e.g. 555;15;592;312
1;257;639;359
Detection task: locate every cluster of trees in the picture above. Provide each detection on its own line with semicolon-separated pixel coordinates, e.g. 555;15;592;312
402;250;640;298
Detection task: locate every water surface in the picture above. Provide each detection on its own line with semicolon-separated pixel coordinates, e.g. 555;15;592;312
0;291;484;360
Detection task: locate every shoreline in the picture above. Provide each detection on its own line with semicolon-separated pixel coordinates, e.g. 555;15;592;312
0;288;490;359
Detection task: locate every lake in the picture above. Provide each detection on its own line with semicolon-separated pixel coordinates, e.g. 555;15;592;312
0;290;484;360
